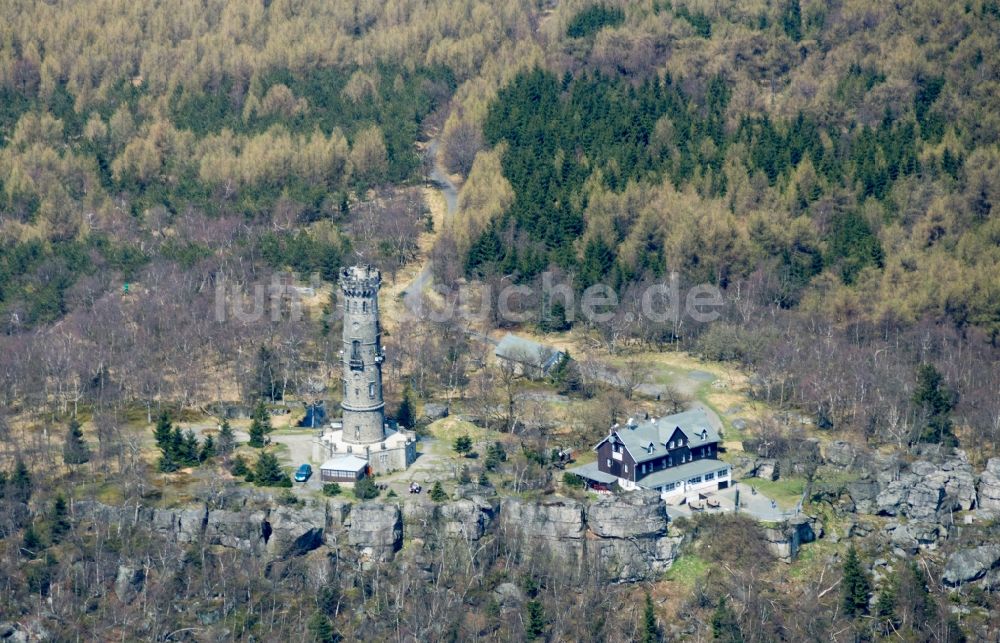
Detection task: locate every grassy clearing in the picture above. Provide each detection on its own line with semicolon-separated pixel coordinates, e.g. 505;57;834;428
663;554;709;588
746;477;806;509
426;416;489;444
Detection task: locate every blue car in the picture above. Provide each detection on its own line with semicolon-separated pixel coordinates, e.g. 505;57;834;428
293;464;312;482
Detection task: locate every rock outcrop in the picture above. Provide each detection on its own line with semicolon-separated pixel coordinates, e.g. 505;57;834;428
348;502;403;562
942;545;1000;586
501;491;682;581
978;458;1000;510
114;565;145;604
267;504;326;557
205;509;268;554
763;515;819;562
586;490;680;582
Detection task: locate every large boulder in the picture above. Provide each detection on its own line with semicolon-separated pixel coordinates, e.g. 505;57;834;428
846;479;880;514
114;565;145;604
885;521;946;553
907;480;946;521
586;490;666;539
876;475;944;520
922;456;977;511
267;504;326;557
348;503;403;561
942;545;1000;586
978;458;1000;510
755;458;779;481
824;441;863;469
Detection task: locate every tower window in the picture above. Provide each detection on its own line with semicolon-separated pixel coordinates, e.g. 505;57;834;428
354;427;360;440
362;301;367;313
369;383;375;398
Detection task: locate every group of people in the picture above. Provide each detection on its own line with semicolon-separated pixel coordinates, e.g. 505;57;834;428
408;481;422;494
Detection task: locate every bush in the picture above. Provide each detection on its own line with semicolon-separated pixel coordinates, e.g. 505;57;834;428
230;455;249;477
322;483;342;496
563;472;585;489
353;478;380;500
430;481;447;502
453;435;473;456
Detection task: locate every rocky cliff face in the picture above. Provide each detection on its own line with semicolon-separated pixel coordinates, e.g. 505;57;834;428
499;490;683;582
70;489;687;583
820;446;992;552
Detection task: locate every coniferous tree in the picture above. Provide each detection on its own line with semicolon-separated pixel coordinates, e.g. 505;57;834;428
525;599;546;639
231;455;250;478
913;363;958;445
307;610;338;643
49;495;70;544
248;401;271;448
10;459;32;503
430;481;447;502
153;411;172;450
217;418;236;455
641;593;661;643
21;523;43;558
181;429;200;466
396;386;416;429
453;435;473;456
711;597;743;642
841;545;871;617
875;572;899;635
63;418;90;465
199;434;216;462
780;0;802;41
253;451;291;487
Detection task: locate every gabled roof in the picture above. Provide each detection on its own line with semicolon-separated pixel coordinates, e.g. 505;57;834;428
596;408;721;464
494;334;564;370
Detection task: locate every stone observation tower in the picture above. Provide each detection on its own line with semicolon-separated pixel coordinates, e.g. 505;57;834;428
312;265;416;476
340;265;386;444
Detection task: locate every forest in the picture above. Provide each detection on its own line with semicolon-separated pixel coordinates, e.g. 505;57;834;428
0;0;999;640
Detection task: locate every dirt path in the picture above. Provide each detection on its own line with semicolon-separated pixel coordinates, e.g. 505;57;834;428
400;139;459;319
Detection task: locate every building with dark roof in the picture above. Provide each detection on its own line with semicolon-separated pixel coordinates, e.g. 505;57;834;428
569;408;731;501
494;333;566;378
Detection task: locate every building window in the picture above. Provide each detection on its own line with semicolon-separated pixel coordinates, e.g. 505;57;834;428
718;469;729;478
607;459;611;468
669;440;674;448
354;427;360;440
379;453;387;466
362;301;367;313
705;472;715;481
688;476;702;484
369;383;375;398
624;464;628;473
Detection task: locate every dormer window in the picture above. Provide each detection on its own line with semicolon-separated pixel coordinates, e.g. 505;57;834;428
669;440;674;448
647;442;655;453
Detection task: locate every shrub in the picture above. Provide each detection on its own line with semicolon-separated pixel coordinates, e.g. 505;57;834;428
563;472;585;489
353;478;379;500
322;483;342;496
